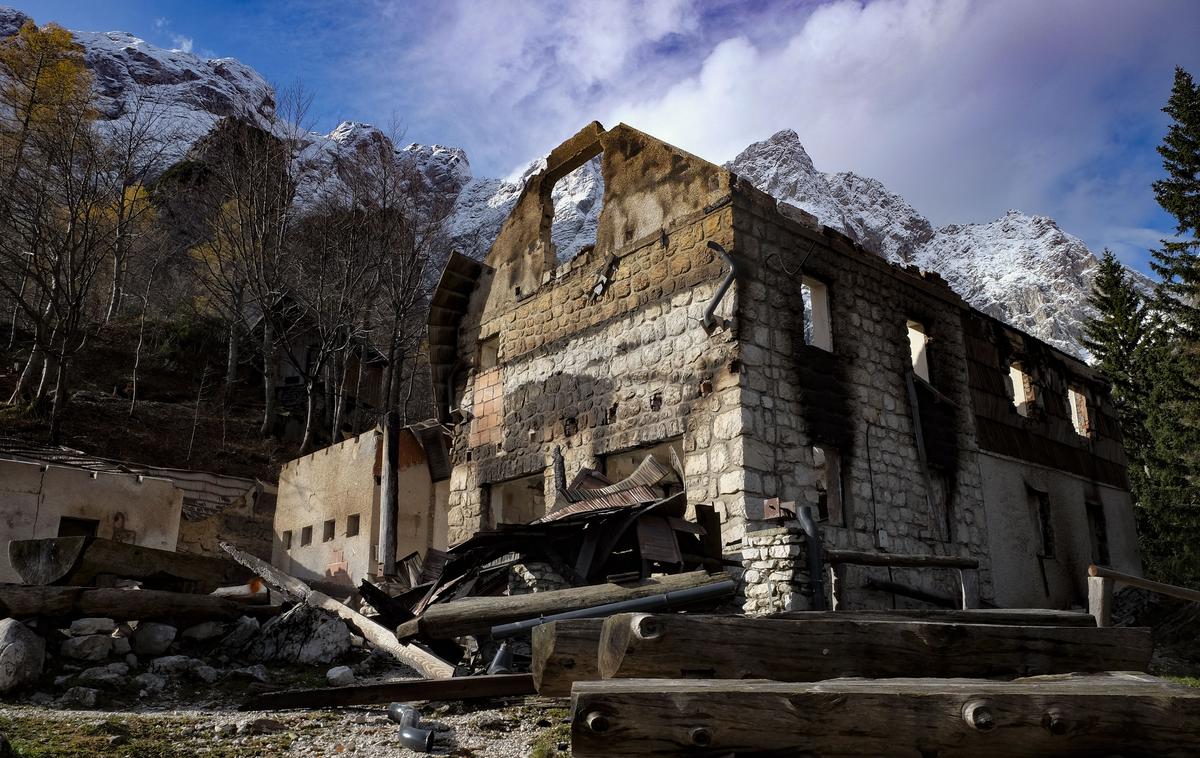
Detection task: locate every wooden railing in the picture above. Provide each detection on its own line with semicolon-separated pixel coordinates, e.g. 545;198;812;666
1087;564;1200;626
826;550;981;611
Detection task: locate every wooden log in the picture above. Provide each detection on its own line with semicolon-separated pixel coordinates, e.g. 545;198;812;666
10;537;251;593
1089;575;1115;627
597;613;1151;682
769;608;1097;627
220;542;455;680
0;584;281;622
1089;564;1200;604
242;673;537;711
825;548;979;569
532;618;604;697
397;570;727;640
570;673;1200;757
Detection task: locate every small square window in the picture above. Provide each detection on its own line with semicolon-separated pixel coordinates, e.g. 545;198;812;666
322;519;335;542
478;336;499;370
300;525;313;546
282;530;293;550
346;514;360;538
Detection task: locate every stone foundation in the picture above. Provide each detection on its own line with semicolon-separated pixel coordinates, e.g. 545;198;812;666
741;526;812;615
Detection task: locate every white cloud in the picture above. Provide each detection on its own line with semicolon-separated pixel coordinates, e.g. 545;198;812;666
171;34;193;53
337;0;1200;270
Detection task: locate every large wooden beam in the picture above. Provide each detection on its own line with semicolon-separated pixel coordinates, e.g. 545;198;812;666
1090;564;1200;604
220;542;455;680
570;674;1200;757
397;571;728;641
597;613;1151;682
824;548;979;569
770;608;1097;626
10;537;251;593
0;585;280;622
242;673;537;711
532;618;604;697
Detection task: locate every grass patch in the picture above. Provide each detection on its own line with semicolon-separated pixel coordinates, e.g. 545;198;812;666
1166;675;1200;688
0;711;291;757
527;706;571;758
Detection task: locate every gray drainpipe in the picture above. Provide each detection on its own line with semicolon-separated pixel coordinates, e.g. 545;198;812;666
701;241;739;333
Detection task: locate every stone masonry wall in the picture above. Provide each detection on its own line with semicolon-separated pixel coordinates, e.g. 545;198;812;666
446;204;751;549
741;526;810;615
729;186;995;608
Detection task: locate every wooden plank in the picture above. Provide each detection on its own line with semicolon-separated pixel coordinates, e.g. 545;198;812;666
220;542;455;680
397;571;727;640
1090;563;1200;604
0;585;280;622
825;548;978;569
1089;575;1115;627
570;674;1200;757
770;608;1097;627
532;619;604;697
597;613;1150;682
10;537;251;593
635;517;681;564
243;673;536;711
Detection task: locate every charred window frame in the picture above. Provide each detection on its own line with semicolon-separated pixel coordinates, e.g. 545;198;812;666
300;525;313;547
812;444;845;526
800;277;833;351
1086;501;1110;565
1027;486;1054;559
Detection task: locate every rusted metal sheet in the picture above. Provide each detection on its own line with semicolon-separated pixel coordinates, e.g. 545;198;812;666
636;517;683;564
539;485;661;522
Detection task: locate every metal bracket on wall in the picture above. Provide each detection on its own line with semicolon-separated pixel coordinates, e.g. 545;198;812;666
702;241;738;334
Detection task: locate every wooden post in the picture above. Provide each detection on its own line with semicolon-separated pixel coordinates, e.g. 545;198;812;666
959;568;980;609
379;411;400;576
0;585;280;622
570;674;1200;757
597;613;1152;682
531;618;604;696
1089;575;1115;627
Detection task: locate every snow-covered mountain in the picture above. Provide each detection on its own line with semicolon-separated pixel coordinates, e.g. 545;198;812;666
9;7;1116;358
729;130;1106;357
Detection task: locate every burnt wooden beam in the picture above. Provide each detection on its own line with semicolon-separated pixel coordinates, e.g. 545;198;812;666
570;673;1200;757
531;618;604;697
242;673;537;711
824;548;979;569
597;613;1151;682
10;537;251;593
0;585;281;622
397;570;727;641
220;542;455;679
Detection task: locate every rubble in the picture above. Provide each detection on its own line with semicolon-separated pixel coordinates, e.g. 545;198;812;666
326;665;355;687
59;634;111;661
131;622;177;655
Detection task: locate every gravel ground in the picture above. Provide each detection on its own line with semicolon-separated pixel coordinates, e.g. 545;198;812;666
0;696;572;757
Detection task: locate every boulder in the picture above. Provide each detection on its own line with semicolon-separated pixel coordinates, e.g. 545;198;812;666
237;717;286;735
215;615;259;653
182;621;227;642
133;672;166;696
59;686;98;707
326;665;355;687
69;618;116;637
60;634;111;662
228;664;269;683
76;664;128;689
110;636;131;656
132;622;176;656
0;618;44;693
241;605;351;664
148;655;218;683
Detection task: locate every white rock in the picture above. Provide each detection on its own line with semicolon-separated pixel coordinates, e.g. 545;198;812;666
69;618;116;636
60;634;112;661
0;618;44;693
133;622;177;655
326;665;355;687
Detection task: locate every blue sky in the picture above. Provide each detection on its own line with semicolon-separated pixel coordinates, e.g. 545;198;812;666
16;0;1200;273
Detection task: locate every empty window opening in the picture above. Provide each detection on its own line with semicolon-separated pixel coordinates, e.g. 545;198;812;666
282;530;293;550
1007;362;1035;417
1028;488;1054;559
907;320;930;382
800;277;833;351
478;336;499;371
548;155;604;263
346;514;361;538
812;445;844;525
300;525;313;546
322;520;335;542
57;516;99;538
1068;386;1090;437
1086;502;1110;565
490;474;547;526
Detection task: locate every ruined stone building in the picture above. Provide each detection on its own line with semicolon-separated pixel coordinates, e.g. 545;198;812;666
426;122;1141;611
